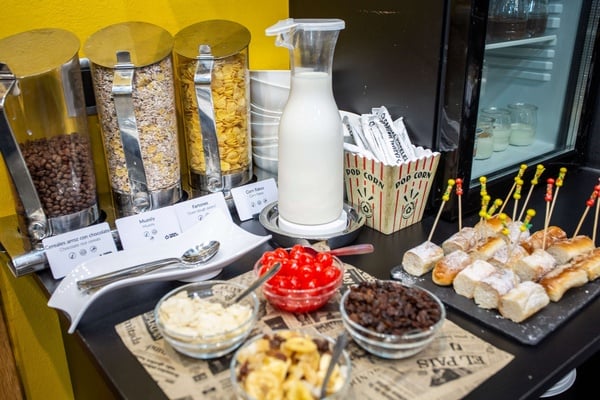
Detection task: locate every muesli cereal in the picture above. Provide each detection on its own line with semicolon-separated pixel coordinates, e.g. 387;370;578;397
91;56;181;193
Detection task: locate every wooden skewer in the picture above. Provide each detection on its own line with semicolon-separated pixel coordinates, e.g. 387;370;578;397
499;164;527;215
573;184;600;237
479;176;488;224
512;177;524;222
455;178;463;231
487;198;503;219
428;179;455;242
518;164;545;222
548;167;567;222
542;178;554;250
512;209;536;257
594;187;600;245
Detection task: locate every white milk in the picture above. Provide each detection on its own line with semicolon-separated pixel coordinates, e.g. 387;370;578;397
277;71;344;225
509;123;535;146
475;131;494;159
492;127;511;151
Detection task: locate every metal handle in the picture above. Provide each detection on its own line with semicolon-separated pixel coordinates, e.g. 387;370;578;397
226;262;282;306
112;51;151;213
194;44;223;192
0;63;49;241
76;257;180;291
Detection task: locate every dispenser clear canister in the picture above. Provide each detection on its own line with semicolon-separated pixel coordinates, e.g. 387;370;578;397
173;20;252;199
84;22;182;217
0;28;99;246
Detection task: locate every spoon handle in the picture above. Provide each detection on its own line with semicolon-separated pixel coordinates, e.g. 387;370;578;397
330;243;374;256
229;262;282;306
76;258;180;291
320;331;349;399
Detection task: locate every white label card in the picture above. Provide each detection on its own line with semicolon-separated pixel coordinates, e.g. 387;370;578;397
231;178;278;221
43;222;117;279
173;192;232;232
115;207;181;250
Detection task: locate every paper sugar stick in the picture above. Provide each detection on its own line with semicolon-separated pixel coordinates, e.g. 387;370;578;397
455;178;463;231
543;178;554;250
518;164;545;221
548;167;567;223
512;178;524;222
499;164;527;215
573;184;600;237
428;179;455;242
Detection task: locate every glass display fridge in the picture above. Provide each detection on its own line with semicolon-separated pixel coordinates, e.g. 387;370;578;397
289;0;600;220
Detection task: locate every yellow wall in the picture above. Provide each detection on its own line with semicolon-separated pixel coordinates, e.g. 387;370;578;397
0;1;288;398
0;0;290;218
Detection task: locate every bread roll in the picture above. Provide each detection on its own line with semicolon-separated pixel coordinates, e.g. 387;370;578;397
498;281;550;323
442;227;480;254
402;241;444;276
505;221;531;244
474;215;510;239
545;235;595;265
539;264;588;302
432;250;473;286
473;268;519;309
572;247;600;281
513;249;556;282
489;244;528;270
520;226;567;254
470;236;507;261
453;260;497;299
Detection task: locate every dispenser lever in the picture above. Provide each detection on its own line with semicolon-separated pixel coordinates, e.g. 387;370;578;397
0;64;49;241
112;51;152;213
194;44;223;192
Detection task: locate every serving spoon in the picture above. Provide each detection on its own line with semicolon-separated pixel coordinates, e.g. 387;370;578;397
302;243;374;257
76;240;220;291
223;262;282;307
320;331;349;399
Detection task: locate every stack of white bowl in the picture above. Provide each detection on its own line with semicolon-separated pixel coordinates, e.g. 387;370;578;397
250;70;290;174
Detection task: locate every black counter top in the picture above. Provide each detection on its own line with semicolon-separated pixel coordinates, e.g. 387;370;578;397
38;166;600;400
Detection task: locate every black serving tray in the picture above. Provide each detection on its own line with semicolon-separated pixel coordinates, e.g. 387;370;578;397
390;265;600;345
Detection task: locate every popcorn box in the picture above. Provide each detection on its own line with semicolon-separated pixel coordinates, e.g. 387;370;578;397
344;148;441;235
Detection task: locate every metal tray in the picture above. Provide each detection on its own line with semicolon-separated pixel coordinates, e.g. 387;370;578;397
259;202;366;248
390;265;600;346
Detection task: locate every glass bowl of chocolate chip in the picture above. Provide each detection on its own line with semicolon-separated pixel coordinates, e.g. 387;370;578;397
340;280;445;359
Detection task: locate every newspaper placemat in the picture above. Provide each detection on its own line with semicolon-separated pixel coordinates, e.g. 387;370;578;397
115;265;514;400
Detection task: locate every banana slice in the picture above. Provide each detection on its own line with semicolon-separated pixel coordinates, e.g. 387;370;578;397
244;370;284;400
283;336;318;354
283;380;314;400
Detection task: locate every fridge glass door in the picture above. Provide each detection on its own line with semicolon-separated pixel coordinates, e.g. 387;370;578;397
471;0;587;183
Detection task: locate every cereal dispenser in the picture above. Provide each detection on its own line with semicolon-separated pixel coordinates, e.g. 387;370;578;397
173;20;252;200
0;28;100;251
84;22;183;218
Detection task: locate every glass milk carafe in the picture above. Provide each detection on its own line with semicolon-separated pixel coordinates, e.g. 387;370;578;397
266;18;345;234
0;29;99;247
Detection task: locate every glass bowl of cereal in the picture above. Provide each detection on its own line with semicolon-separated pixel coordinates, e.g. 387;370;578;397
230;329;352;400
340;280;445;359
154;280;259;359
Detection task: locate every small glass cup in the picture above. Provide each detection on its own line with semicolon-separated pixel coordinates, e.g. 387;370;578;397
508;102;537;146
481;107;512;152
475;116;494;160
